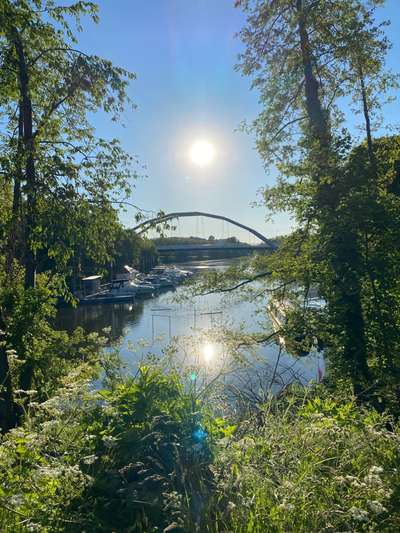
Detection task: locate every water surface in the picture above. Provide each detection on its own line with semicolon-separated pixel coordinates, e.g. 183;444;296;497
56;258;324;393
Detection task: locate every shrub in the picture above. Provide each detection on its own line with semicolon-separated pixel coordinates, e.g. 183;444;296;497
78;365;220;532
210;387;400;532
0;363;223;532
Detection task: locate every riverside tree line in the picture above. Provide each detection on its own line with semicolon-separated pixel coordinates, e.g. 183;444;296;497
0;1;399;532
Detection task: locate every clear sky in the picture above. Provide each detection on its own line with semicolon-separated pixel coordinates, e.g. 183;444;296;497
76;0;400;241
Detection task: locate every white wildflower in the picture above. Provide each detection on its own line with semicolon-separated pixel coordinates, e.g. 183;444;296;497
41;420;59;431
102;435;118;448
34;466;62;480
9;494;24;507
25;522;41;532
364;473;383;487
226;501;236;512
349;507;369;522
369;466;384;475
278;501;294;512
82;454;97;465
367;500;387;514
6;349;18;361
377;487;393;499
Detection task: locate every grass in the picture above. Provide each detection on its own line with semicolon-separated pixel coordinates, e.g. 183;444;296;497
209;388;400;532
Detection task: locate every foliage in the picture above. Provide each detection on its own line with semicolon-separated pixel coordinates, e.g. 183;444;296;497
210;387;400;532
1;366;400;532
1;1;400;531
0;362;224;533
236;0;396;166
0;0;137;429
0;0;136;280
114;229;158;274
0;363;102;533
230;0;400;405
0;262;107;406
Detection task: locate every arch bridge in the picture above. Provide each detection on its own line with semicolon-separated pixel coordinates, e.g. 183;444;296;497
132;211;276;251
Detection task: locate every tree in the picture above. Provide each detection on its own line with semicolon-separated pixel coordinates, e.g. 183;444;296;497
0;0;135;286
0;0;136;430
235;0;399;401
113;229;158;274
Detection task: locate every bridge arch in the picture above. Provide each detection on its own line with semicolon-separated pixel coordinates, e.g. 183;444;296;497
132;211;275;248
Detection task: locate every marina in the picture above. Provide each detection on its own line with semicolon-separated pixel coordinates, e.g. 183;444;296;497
76;264;194;305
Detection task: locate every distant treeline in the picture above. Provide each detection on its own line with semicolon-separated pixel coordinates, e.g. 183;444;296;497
152;235;283;247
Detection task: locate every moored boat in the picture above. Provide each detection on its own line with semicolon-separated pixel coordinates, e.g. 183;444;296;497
267;297;325;357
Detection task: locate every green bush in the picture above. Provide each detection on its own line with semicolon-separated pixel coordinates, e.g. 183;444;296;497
0;364;97;532
0;363;223;532
79;365;219;532
210;388;400;533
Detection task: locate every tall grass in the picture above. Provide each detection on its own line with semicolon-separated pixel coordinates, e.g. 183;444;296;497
209;387;400;532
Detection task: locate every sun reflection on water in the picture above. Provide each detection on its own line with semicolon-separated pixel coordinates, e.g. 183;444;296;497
202;342;215;364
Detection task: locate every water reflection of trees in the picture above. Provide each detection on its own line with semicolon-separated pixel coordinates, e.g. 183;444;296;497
160;249;259;263
55;300;145;342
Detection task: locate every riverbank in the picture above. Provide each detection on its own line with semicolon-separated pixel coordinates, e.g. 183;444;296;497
1;361;399;532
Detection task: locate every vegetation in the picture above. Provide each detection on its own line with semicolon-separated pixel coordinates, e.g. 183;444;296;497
211;387;400;532
0;1;399;532
201;0;400;408
1;365;400;532
0;0;154;430
111;229;158;276
152;236;241;246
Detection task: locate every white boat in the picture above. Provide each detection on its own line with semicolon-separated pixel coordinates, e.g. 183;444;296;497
131;281;155;295
112;264;190;296
116;265;141;280
150;265;193;283
267;296;325;357
144;274;176;289
109;278;156;297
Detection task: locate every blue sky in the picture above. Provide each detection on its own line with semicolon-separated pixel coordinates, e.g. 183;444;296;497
76;0;400;240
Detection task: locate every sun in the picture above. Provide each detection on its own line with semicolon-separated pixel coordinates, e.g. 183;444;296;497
189;140;216;167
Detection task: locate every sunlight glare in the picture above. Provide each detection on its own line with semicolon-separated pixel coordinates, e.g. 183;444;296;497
189;140;216;167
202;342;215;364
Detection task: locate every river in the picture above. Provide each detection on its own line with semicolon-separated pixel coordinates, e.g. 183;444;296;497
56;257;324;397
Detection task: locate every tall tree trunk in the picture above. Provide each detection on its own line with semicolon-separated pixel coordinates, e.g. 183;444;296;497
296;0;330;151
358;63;376;168
12;29;37;393
6;102;23;275
296;0;370;395
0;324;17;431
12;28;37;291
